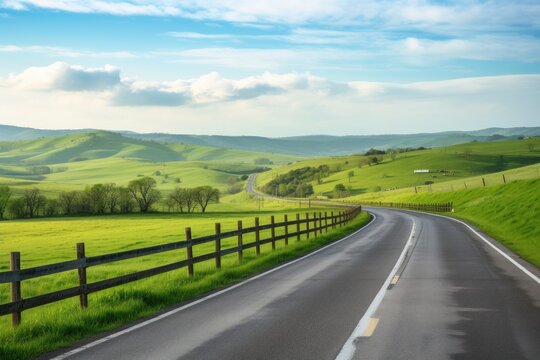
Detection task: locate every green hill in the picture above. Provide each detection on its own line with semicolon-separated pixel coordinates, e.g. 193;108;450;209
256;138;540;198
0;131;299;165
2;123;539;156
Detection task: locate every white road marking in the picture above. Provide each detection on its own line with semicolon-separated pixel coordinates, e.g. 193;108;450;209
51;214;377;359
335;219;416;360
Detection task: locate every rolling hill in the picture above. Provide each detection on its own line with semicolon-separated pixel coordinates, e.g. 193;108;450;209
0;131;299;165
1;123;539;156
256;137;540;197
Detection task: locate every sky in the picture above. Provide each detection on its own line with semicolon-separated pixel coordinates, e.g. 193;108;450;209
0;1;539;136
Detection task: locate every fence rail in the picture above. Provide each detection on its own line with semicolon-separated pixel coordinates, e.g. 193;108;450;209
0;207;362;327
358;201;453;212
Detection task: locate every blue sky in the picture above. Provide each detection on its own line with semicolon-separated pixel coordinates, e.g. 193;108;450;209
0;1;539;136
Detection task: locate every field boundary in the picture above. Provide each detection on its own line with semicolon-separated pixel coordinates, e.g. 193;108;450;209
0;207;362;327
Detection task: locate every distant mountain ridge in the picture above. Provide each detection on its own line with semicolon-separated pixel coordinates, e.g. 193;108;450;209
1;123;539;156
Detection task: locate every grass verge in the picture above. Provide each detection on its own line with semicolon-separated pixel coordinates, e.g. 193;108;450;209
0;211;371;360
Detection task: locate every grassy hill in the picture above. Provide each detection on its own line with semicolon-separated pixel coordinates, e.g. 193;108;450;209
0;132;302;202
256;138;540;198
2;123;539;156
0;131;299;165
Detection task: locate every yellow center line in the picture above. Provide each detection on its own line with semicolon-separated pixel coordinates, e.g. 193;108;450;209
391;275;400;285
362;318;379;337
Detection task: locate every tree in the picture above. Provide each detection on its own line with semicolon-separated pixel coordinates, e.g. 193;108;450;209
118;187;136;213
104;183;119;213
85;184;108;214
8;198;26;219
128;177;161;212
0;185;11;220
22;188;46;217
58;191;80;215
348;170;354;183
44;199;59;216
193;186;220;213
168;188;197;213
334;183;346;198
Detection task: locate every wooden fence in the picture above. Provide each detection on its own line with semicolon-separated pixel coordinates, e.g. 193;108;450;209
0;207;362;327
358;201;453;212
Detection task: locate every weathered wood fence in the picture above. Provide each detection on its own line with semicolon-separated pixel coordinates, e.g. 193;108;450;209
0;207;361;327
358;201;453;212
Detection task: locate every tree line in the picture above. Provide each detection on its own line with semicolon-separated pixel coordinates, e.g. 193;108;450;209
0;177;220;220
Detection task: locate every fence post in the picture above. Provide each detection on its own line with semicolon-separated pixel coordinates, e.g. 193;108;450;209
482;178;486;187
215;223;221;269
324;211;328;233
502;174;506;184
296;214;301;241
10;252;21;327
319;212;322;235
185;228;194;276
306;213;310;239
331;211;335;229
255;217;261;255
271;215;276;250
76;243;88;309
284;215;289;246
237;221;243;261
313;212;317;236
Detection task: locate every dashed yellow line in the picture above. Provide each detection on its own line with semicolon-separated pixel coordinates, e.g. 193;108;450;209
362;318;379;337
391;275;400;285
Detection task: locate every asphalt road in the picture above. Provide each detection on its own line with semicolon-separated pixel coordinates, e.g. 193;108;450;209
49;207;540;360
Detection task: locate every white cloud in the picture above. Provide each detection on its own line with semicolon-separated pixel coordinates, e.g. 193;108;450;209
1;64;538;135
402;36;540;62
4;62;120;91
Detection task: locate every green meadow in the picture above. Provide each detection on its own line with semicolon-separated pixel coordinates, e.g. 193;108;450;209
256;138;540;197
0;210;371;360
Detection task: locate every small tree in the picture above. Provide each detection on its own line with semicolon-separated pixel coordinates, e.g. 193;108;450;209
8;198;26;219
128;177;162;212
104;183;119;213
0;185;11;220
193;186;220;213
85;184;108;214
22;188;46;217
334;183;346;198
169;188;197;213
348;170;355;183
44;199;59;216
58;191;80;215
118;187;136;213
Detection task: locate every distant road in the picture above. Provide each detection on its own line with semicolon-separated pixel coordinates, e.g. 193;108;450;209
50;177;540;359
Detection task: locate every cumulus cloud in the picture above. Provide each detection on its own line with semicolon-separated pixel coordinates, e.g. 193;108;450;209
2;64;539;135
4;62;120;91
3;62;354;105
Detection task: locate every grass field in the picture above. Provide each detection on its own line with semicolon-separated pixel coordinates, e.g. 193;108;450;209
0;209;370;360
257;138;540;197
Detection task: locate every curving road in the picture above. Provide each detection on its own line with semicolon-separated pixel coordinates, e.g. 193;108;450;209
47;205;540;360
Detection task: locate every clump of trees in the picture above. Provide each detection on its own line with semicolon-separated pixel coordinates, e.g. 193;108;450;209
263;166;330;197
1;177;221;219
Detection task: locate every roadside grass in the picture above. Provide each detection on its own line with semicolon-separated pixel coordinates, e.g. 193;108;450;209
0;211;370;360
359;179;540;267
